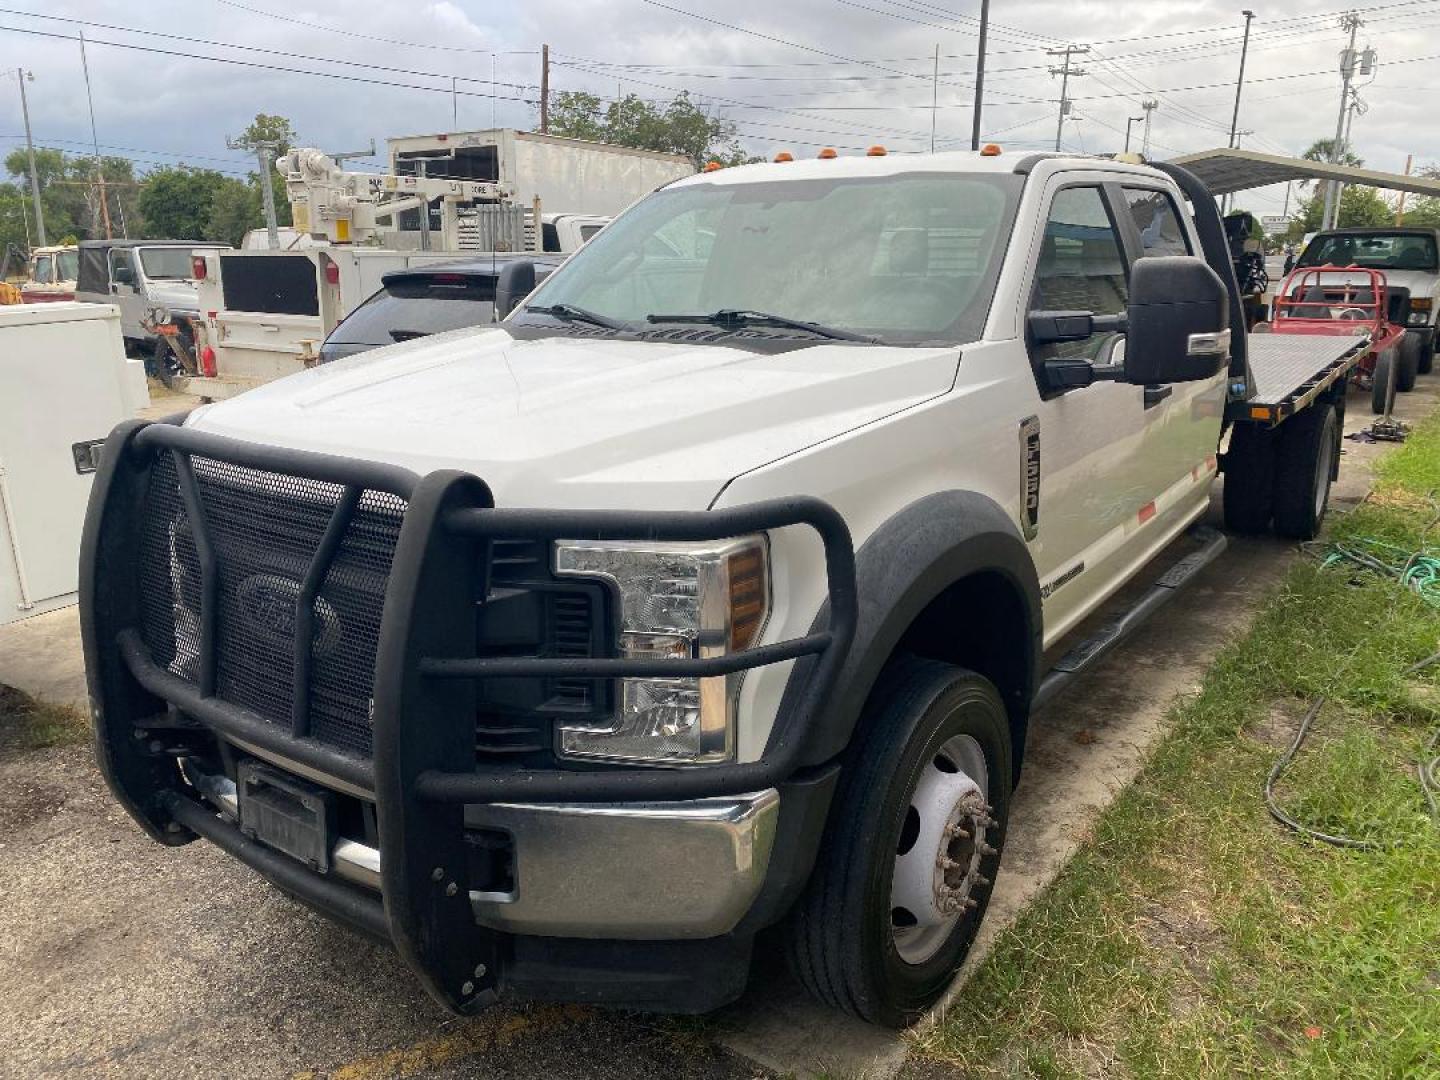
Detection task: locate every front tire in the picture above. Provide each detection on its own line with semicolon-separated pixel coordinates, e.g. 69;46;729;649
1397;333;1421;393
1371;349;1396;415
1418;333;1435;376
785;656;1011;1027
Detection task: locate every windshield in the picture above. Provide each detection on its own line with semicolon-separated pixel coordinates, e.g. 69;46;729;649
55;250;78;281
328;277;501;345
517;171;1022;346
1298;233;1438;272
140;247;208;279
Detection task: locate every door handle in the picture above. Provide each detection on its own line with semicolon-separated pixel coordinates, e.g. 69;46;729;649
1143;385;1172;409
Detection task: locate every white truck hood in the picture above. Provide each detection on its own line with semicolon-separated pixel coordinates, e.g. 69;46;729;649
147;279;202;313
187;327;960;510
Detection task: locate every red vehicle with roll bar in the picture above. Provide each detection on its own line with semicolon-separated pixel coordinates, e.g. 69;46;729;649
1266;263;1408;415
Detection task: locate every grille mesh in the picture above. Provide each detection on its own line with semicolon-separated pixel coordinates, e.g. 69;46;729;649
137;449;404;757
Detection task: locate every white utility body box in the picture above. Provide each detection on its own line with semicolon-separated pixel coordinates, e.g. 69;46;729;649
0;302;148;623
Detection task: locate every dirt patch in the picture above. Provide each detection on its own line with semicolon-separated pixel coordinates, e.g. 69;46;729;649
1136;897;1224;1020
1247;700;1306;751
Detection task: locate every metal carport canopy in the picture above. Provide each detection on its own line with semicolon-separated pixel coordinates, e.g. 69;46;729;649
1168;147;1440;199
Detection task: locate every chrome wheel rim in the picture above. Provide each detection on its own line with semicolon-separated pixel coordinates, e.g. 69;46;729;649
1314;419;1335;519
890;731;992;966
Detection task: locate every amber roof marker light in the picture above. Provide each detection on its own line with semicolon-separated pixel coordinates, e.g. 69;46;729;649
773;151;794;162
867;145;888;156
818;147;838;159
704;161;723;172
980;143;1003;157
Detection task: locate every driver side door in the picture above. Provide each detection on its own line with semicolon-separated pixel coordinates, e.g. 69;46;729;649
107;249;144;339
1022;180;1175;642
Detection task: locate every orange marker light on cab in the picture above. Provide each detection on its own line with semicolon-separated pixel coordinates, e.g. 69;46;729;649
773;150;794;162
818;147;838;159
704;161;723;172
867;145;887;156
979;143;1003;156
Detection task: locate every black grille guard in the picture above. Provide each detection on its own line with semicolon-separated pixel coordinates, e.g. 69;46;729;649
80;417;857;1013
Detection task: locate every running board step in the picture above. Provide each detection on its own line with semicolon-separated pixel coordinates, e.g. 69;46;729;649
1032;525;1228;711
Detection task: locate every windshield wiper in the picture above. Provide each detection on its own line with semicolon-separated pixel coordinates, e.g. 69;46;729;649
525;303;631;331
645;309;878;343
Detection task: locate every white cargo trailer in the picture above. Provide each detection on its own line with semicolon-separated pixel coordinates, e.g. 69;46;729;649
0;302;147;624
387;129;693;221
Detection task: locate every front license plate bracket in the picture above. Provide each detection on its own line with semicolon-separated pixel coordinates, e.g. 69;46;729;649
237;760;337;874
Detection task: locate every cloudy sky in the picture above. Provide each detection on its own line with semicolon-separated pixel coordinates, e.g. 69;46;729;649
3;0;1437;220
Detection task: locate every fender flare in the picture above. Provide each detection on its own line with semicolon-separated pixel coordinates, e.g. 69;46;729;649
782;490;1043;780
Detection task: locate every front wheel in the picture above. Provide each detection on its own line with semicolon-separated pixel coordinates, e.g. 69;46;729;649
785;656;1011;1027
1418;333;1435;376
1397;333;1421;393
1371;349;1396;415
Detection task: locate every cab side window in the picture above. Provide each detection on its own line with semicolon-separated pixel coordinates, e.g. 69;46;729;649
110;250;134;287
33;255;52;284
1032;187;1128;362
1123;188;1192;257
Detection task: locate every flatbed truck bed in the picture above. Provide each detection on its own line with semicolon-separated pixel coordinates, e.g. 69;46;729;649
1233;332;1370;427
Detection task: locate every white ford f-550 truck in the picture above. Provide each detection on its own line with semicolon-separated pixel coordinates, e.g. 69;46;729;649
82;151;1366;1026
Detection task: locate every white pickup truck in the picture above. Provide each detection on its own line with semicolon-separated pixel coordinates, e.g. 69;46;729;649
82;151;1363;1027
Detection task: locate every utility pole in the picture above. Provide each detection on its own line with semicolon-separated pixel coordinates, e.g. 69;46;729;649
15;69;45;247
451;76;458;129
1140;99;1158;156
1395;153;1414;224
930;44;940;153
539;43;550;134
229;136;281;249
970;0;990;150
78;28;111;240
1222;131;1253;213
1321;12;1363;231
1227;10;1256;150
1123;114;1144;153
1047;45;1089;153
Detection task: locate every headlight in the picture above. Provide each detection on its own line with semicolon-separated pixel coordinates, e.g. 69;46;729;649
554;536;769;765
1409;298;1432;326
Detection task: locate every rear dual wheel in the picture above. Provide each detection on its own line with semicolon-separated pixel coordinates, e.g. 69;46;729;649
785;657;1010;1027
1223;403;1340;541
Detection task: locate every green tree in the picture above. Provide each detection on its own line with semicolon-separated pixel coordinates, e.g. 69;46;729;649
3;148;141;244
230;113;298;229
1291;184;1394;234
1302;138;1363;169
546;91;756;169
205;177;262;246
137;167;229;239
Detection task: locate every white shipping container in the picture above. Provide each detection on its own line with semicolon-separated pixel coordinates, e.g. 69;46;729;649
0;302;148;623
387;129;693;218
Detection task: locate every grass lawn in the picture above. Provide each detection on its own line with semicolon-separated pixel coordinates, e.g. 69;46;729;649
907;414;1440;1079
0;682;89;752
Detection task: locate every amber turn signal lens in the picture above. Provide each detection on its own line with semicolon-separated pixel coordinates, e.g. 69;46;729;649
727;546;768;652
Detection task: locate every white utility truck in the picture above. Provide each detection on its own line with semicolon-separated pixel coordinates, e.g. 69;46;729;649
187;133;669;399
82;151;1363;1027
2;302;146;623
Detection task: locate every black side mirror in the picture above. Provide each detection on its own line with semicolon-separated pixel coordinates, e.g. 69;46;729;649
494;260;537;319
1123;255;1230;384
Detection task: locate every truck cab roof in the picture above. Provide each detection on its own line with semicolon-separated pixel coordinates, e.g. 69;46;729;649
668;150;1172;189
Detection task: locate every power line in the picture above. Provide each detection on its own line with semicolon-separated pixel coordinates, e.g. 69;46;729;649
0;22;541;104
0;7;537;91
212;0;535;56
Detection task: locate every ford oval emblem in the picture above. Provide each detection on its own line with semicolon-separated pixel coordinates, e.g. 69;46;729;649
236;574;341;657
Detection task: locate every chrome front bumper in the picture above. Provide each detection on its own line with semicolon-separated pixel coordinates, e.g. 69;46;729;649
181;759;778;940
